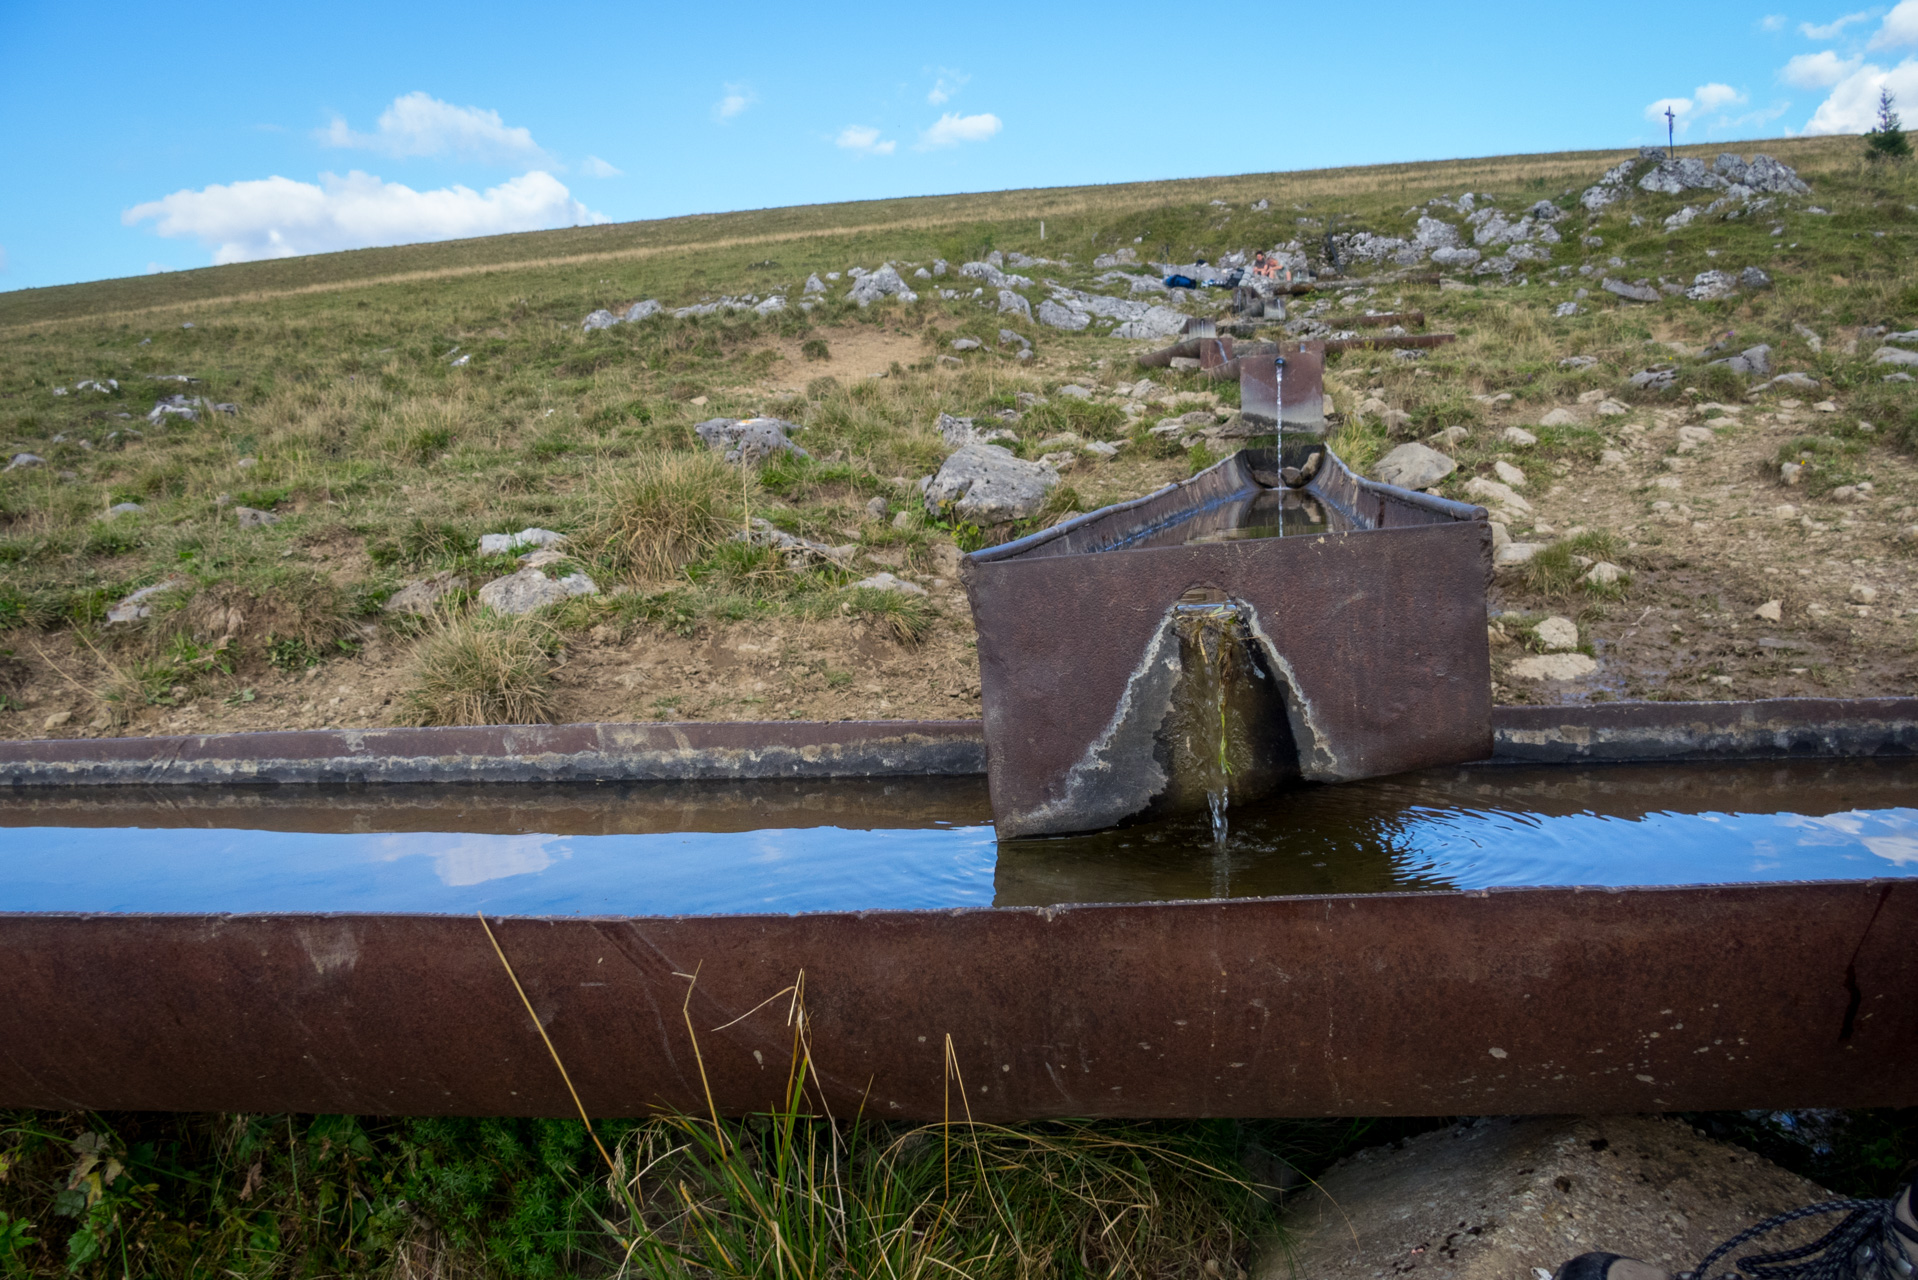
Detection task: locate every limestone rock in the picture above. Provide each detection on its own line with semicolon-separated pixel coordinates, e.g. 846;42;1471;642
1430;246;1482;268
42;711;72;732
1534;615;1578;651
1873;347;1918;367
1602;277;1661;303
1037;300;1090;331
848;265;918;306
695;416;808;464
1428;426;1470;448
738;517;854;570
478;528;567;556
1595;399;1630;416
1686;269;1738;301
1374;443;1457;490
385;571;467;616
1582;561;1624;586
478;567;597;615
1540;408;1577;427
997;289;1032;320
582;309;618;332
1754;599;1783;621
1711;345;1772;377
101;502;144;519
803;273;826;294
1492;459;1527;488
5;453;44;471
625;300;662;321
849;571;927;596
1465;476;1532;515
106;578;186;625
923;443;1057;523
1111;306;1190;340
1502;426;1538;446
1509;651;1597;680
1267;1116;1829;1280
232;506;280;528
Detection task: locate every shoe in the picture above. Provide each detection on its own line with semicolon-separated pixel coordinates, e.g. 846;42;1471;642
1552;1181;1915;1280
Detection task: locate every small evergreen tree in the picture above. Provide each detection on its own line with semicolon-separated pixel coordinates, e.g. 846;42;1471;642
1866;88;1912;161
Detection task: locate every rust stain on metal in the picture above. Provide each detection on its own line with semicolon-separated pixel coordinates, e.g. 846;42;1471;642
0;880;1908;1118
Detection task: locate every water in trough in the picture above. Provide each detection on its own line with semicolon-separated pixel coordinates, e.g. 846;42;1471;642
0;759;1913;916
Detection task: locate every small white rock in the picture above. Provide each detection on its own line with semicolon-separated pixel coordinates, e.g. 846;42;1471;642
1493;459;1527;488
1753;599;1783;622
1534;615;1579;651
1501;426;1537;447
1508;652;1597;681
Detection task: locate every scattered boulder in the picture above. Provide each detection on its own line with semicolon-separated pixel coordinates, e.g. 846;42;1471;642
1502;426;1538;446
1492;459;1527;488
479;567;597;615
1559;355;1598;370
1539;408;1577;427
695;416;808;464
1601;277;1660;303
738;517;855;570
1427;426;1470;448
950;337;982;351
803;274;826;295
1057;385;1092;400
1037;300;1090;331
232;506;280;528
997;289;1033;320
1754;599;1783;621
6;453;44;471
1509;651;1598;680
849;571;927;596
1685;270;1738;301
924;443;1058;523
1710;344;1772;377
478;528;566;556
1430;246;1482;268
1111;305;1189;340
582;309;618;332
100;502;144;519
42;712;71;731
1464;476;1532;515
1533;615;1578;651
848;265;918;306
105;578;187;625
1629;366;1678;390
1740;266;1773;290
1582;561;1624;586
1873;347;1918;367
1374;443;1457;490
385;571;468;616
1268;1115;1829;1280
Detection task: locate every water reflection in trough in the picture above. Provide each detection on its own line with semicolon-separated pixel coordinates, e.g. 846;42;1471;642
0;759;1914;917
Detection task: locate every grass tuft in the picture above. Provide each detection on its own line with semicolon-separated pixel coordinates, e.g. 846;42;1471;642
595;450;745;581
399;611;557;726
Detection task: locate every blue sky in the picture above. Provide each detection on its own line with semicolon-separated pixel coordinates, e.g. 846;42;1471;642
4;0;1917;293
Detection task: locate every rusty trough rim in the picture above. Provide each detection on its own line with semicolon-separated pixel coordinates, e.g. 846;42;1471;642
0;697;1911;788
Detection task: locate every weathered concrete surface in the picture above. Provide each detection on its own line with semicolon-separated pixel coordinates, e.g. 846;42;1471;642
1263;1116;1833;1280
1494;697;1918;765
0;698;1913;789
0;720;986;787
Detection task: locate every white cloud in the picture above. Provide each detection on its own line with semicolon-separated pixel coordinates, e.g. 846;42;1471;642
1870;0;1918;46
713;84;756;121
917;111;1002;149
928;68;970;105
1644;85;1750;133
1762;13;1788;29
1645;95;1695;127
1801;10;1874;38
123;169;605;265
581;155;622;178
835;125;896;155
1785;49;1866;84
1801;56;1918;130
317;91;546;164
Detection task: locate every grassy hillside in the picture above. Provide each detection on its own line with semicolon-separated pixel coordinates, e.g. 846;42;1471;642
2;131;1916;738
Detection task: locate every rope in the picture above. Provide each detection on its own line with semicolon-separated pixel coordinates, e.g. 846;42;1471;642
1682;1194;1907;1280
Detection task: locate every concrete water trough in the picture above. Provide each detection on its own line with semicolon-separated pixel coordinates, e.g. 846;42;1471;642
0;699;1914;1122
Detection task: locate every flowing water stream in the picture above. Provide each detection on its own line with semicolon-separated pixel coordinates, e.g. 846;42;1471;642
0;759;1914;916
